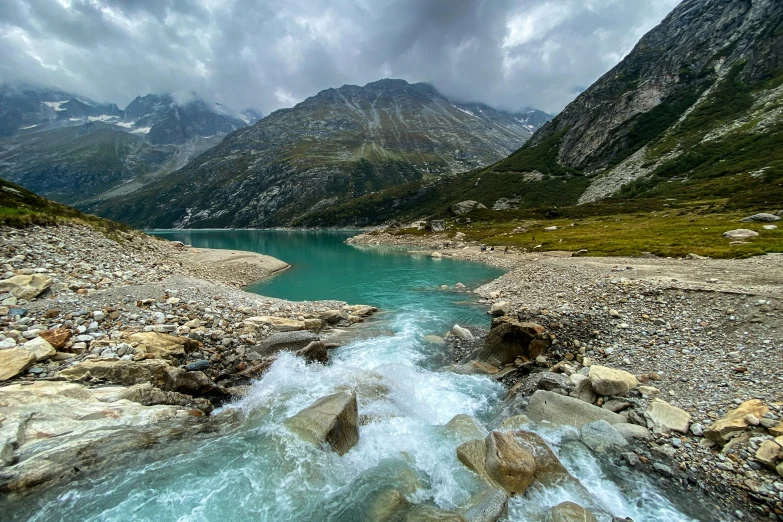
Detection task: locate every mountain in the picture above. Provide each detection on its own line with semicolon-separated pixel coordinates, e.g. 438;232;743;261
89;78;550;228
0;86;263;205
299;0;783;225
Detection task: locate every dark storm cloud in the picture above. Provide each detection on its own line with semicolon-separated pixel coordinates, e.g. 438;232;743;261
0;0;680;115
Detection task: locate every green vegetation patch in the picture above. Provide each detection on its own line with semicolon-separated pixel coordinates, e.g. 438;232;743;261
492;129;581;176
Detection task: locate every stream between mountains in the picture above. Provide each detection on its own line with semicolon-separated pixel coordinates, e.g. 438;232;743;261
5;231;713;521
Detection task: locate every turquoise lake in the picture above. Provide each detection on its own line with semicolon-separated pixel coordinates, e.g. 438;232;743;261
152;229;506;331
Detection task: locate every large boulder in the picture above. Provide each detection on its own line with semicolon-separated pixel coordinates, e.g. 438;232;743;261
473;317;548;367
645;399;691;434
0;274;52;300
450;200;487;216
252;331;321;357
740;213;781;223
457;439;493;485
550;502;598;522
722;229;759;240
444;414;487;441
488;302;509;317
452;325;474;340
0;348;36;381
127;333;199;360
526;390;624;428
21;337;55;362
588;365;638;396
483;431;536;495
705;399;769;444
284;390;359;455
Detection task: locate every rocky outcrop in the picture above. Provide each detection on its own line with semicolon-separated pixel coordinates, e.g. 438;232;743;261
284;390;359;455
471;318;549;367
126;332;200;360
0;381;211;493
450;201;488;216
252;331;321;356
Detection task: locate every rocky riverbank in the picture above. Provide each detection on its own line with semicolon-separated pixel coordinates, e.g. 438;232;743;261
350;229;783;519
0;224;377;494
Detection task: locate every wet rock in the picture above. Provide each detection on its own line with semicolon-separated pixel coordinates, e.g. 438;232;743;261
550;501;598;522
581;420;629;452
645;399;691;434
483;431;536;495
284;390;359;455
185;360;210;372
444;414;488;441
321;310;348;325
0;274;52;300
295;341;328;363
460;487;508;522
588;365;638;396
526;390;624;428
457;439;493;485
0;348;36;381
99;383;213;413
473;317;548;366
252;331;320;356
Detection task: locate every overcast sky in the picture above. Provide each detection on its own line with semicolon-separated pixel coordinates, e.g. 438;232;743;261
0;0;680;115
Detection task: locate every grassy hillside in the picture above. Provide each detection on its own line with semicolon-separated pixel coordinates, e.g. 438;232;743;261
0;177;131;235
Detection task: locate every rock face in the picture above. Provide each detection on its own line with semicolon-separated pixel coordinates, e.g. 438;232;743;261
526;390;624;428
588;365;638;396
0;348;36;380
284;390;359;455
0;274;52;299
473;318;548;366
0;381;208;493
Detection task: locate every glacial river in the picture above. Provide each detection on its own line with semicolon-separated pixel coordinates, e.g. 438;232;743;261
7;231;711;521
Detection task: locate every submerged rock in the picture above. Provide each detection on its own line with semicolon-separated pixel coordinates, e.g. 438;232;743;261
284;390;359;455
550;501;598;522
460;487;508;522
